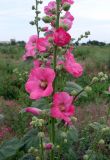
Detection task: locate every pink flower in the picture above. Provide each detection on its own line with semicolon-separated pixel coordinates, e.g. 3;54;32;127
44;1;56;16
64;50;83;78
25;67;55;100
44;143;53;150
60;12;74;30
23;35;38;60
62;0;74;5
108;87;110;92
33;59;42;68
25;107;42;116
51;92;75;124
36;37;50;53
53;27;71;46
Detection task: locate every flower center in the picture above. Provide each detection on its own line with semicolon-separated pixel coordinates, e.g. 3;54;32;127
40;81;48;90
60;104;65;112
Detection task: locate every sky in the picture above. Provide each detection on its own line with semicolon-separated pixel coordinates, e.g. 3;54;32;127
0;0;110;42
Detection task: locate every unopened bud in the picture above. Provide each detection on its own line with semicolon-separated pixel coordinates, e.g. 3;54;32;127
98;72;104;78
29;21;35;25
38;132;45;138
32;5;35;10
84;86;92;93
62;3;71;11
71;90;77;96
92;77;99;83
42;16;52;23
64;139;67;143
83;155;89;160
98;139;105;145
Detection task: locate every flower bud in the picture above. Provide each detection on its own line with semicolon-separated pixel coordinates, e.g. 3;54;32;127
98;72;104;78
36;156;40;160
71;116;77;122
83;155;89;160
32;5;35;10
62;3;71;11
56;145;60;149
29;21;35;25
71;90;77;96
84;86;92;93
61;132;67;138
98;139;105;145
92;77;99;83
59;23;69;31
38;132;45;138
64;138;67;143
44;143;53;150
42;16;52;23
104;74;108;80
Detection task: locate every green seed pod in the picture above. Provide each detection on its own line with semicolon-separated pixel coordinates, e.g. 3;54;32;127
62;3;71;11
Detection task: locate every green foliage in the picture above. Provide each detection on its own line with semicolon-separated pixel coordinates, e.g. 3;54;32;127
0;138;23;160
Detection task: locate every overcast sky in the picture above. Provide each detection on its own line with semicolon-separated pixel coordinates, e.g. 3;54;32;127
0;0;110;42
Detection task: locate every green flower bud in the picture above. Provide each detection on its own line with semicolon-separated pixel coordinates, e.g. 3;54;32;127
71;90;77;96
59;23;69;31
29;21;35;25
62;3;71;11
56;145;60;149
98;72;104;78
98;139;105;145
104;74;108;80
64;138;67;143
36;156;40;160
71;116;77;122
38;132;45;138
83;155;89;160
32;5;35;10
100;77;106;82
61;132;67;138
42;16;52;23
84;86;92;93
92;77;99;83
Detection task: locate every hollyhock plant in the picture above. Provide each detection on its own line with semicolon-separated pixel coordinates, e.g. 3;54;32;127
51;92;75;124
53;27;71;46
64;50;83;78
25;67;55;100
25;107;42;116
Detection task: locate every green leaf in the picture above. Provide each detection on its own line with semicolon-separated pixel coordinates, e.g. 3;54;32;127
67;126;79;143
31;98;50;110
64;81;87;97
22;128;39;150
0;138;23;160
19;154;35;160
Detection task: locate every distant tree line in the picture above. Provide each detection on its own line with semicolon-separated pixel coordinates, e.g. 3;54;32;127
81;40;110;46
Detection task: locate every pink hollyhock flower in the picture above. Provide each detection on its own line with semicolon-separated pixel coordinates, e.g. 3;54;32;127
36;37;50;53
44;1;56;16
44;143;53;150
64;50;83;78
25;67;55;100
62;0;74;5
64;12;74;21
53;27;71;46
25;107;42;116
60;12;74;30
51;92;75;124
23;35;38;60
33;59;42;68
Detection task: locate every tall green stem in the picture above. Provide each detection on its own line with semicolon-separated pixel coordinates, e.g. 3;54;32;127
40;138;44;160
35;0;39;37
50;0;61;160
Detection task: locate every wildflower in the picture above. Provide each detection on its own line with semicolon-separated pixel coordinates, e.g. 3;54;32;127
53;27;71;46
64;49;83;78
25;67;55;100
25;107;42;116
51;92;75;124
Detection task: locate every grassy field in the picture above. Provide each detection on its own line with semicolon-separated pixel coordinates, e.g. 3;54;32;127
0;44;110;159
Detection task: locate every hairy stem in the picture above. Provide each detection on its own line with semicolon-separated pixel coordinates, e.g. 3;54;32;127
35;0;39;37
